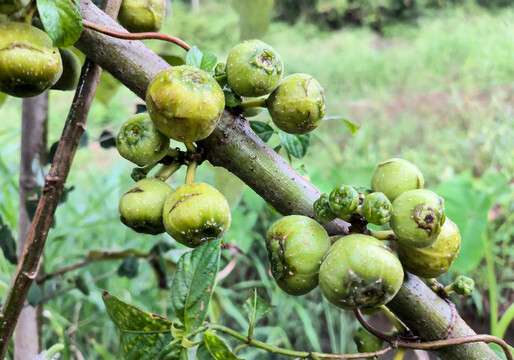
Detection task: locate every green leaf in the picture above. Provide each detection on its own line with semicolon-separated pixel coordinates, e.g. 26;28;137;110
185;46;218;74
36;0;83;48
324;116;359;135
223;88;242;107
157;342;186;360
117;256;140;278
488;343;514;360
200;53;218;75
278;131;310;159
203;333;243;360
195;344;215;360
102;291;173;360
0;219;17;265
171;240;221;335
249;121;274;143
242;289;274;335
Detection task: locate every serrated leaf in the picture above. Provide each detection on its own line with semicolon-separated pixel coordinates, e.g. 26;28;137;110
171;240;221;335
0;222;17;265
37;0;83;48
117;256;140;278
186;46;203;68
243;289;274;336
74;275;90;296
102;292;173;360
249;121;274;143
200;53;218;75
278;131;310;159
203;333;243;360
488;343;514;360
99;130;116;149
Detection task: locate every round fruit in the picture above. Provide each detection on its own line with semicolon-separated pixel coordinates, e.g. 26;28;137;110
396;218;461;278
146;65;225;142
162;182;231;248
0;22;62;97
116;112;170;166
226;40;283;97
118;0;165;33
119;178;173;235
0;0;29;15
353;327;384;353
329;185;359;218
390;189;445;248
313;193;336;224
266;215;331;296
361;192;392;226
371;158;424;202
51;48;82;91
319;234;404;310
266;73;325;135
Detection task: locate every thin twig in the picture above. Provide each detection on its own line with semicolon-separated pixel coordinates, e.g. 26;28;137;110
82;19;191;51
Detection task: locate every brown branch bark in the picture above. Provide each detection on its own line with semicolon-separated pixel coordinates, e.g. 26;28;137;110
0;2;122;357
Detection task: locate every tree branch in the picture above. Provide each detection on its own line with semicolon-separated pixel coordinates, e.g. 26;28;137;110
72;1;500;358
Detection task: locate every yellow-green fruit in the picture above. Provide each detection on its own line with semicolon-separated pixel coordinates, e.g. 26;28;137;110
226;40;283;97
266;215;331;296
390;189;445;248
119;178;173;235
0;0;29;15
396;218;461;278
51;48;81;91
266;73;325;134
146;65;225;142
319;234;404;310
162;182;231;248
0;22;62;97
118;0;165;33
371;158;424;202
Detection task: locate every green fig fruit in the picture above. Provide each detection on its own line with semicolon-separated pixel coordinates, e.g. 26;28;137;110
329;185;359;218
266;73;325;135
319;234;404;310
51;48;81;91
116;112;170;166
313;193;336;224
451;275;474;296
162;182;231;248
0;22;62;97
353;327;384;353
390;189;445;248
146;65;225;142
0;0;29;15
119;177;173;235
226;40;283;97
118;0;165;33
396;218;460;278
266;215;331;296
371;158;424;202
361;192;392;226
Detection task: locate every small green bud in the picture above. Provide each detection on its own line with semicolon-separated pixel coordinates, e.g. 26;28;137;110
353;327;384;353
453;276;474;296
214;63;226;77
329;185;359;218
118;0;165;33
313;193;336;224
116;112;170;166
146;65;225;142
390;189;445;248
266;73;325;135
266;215;331;296
361;192;392;225
371;158;424;202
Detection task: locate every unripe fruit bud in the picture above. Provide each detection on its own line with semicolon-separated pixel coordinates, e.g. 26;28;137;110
0;22;63;97
162;182;231;248
371;158;424;202
396;218;461;278
51;48;81;91
226;40;283;97
0;0;29;15
119;178;173;235
266;73;325;135
329;185;359;218
390;189;445;248
319;234;404;310
453;275;474;296
116;112;170;166
118;0;165;33
353;327;384;353
266;215;331;296
146;65;225;142
361;192;392;225
313;193;336;224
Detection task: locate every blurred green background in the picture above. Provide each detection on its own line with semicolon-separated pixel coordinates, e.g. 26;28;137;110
0;0;513;358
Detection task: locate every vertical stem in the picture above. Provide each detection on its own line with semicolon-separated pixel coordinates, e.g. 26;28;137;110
185;161;198;184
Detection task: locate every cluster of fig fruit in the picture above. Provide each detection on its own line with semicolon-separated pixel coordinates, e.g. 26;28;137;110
266;158;461;314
